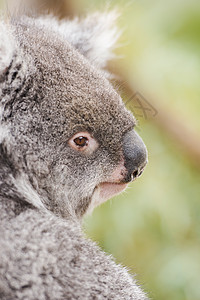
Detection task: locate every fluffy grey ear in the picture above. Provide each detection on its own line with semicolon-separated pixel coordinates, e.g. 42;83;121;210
38;12;120;69
63;12;120;68
0;21;15;78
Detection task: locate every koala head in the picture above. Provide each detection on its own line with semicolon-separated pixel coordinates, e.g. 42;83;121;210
0;12;147;220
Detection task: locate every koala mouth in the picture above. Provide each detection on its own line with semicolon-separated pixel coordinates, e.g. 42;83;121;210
99;182;128;200
90;182;128;209
88;182;128;213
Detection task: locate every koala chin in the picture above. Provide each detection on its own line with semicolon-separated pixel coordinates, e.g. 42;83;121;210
0;8;148;300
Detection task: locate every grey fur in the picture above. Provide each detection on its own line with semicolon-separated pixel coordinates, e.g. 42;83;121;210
0;12;148;300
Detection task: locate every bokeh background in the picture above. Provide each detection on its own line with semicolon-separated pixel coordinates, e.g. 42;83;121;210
1;1;200;299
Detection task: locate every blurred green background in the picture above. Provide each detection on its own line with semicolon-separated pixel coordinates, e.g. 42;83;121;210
81;1;200;300
1;0;200;299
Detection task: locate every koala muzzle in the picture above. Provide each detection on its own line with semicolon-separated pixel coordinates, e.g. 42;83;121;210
122;130;148;183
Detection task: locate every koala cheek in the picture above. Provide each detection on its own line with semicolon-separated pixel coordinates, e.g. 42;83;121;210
107;158;127;183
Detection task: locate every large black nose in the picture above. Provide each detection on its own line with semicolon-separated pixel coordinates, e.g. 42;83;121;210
123;130;148;182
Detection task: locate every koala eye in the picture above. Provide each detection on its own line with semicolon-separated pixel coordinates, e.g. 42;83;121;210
74;136;88;147
68;132;98;154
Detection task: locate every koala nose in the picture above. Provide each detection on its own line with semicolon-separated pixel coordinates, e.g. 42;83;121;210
122;129;148;183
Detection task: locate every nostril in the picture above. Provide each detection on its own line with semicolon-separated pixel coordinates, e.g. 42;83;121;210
131;166;145;181
138;169;143;177
132;170;138;178
130;169;138;182
138;168;144;177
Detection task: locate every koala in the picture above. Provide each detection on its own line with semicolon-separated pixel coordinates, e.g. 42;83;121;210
0;7;148;300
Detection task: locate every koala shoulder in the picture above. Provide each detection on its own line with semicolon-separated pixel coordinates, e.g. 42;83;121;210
0;209;147;300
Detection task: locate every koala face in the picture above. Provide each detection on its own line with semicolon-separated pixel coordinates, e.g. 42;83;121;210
0;14;147;219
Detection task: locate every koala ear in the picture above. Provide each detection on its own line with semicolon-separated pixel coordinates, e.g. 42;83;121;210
63;12;120;68
0;22;15;79
39;12;120;70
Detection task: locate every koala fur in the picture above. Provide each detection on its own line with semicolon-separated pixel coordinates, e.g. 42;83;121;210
0;9;148;300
